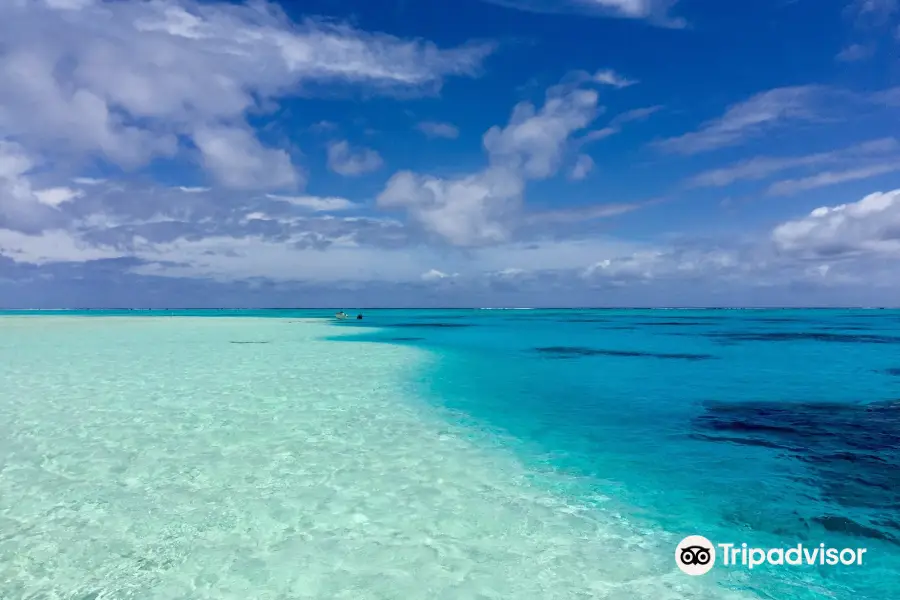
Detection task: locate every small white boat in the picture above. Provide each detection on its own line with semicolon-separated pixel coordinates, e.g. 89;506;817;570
335;311;349;320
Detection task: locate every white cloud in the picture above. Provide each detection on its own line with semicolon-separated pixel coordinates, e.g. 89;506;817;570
872;86;900;106
582;248;742;284
72;177;106;185
850;0;898;21
0;141;34;182
655;86;824;155
772;188;900;258
579;128;619;144
421;268;457;281
326;140;384;176
593;69;637;88
569;154;595;180
0;227;125;264
127;234;433;283
0;140;65;230
483;88;599;178
766;163;900;195
266;194;356;212
3;176;899;300
616;106;664;122
571;188;900;290
836;43;875;62
578;105;662;146
33;187;84;207
45;0;97;10
0;0;492;190
523;201;649;225
492;267;526;277
475;238;643;273
477;0;685;27
310;120;339;133
378;167;523;246
688;137;899;188
416;121;460;139
193;126;299;189
377;85;600;246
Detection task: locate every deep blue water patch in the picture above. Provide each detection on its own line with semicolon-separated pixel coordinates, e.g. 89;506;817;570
634;321;712;326
534;346;715;361
553;317;614;323
710;331;900;344
748;317;817;324
692;399;900;545
391;322;473;328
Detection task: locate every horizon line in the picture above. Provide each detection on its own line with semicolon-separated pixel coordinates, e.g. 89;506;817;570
0;306;895;311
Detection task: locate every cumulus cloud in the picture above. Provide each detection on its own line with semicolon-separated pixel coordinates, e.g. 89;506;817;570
0;140;71;232
126;235;431;283
377;85;600;246
416;121;460;139
193;126;300;189
4;179;900;304
574;189;900;293
33;187;85;207
4;1;900;307
0;181;421;282
0;228;125;265
772;189;900;258
378;168;524;246
655;86;826;155
0;0;492;191
326;141;384;176
482;88;600;178
582;246;746;287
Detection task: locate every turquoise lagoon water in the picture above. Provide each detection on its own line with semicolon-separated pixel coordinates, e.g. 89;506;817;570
0;309;897;599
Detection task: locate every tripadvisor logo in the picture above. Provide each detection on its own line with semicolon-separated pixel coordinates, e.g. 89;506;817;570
675;536;867;575
675;535;716;575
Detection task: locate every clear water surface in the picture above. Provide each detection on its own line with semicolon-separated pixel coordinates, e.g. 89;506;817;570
1;309;897;599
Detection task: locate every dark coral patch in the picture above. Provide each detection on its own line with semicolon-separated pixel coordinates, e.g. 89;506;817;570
634;321;710;326
692;399;900;544
535;346;714;361
710;332;900;344
392;322;472;329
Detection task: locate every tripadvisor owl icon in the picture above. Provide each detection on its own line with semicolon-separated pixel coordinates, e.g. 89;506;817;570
676;535;716;576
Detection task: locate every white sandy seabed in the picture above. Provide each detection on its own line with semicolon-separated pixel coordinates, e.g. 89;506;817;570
0;317;755;600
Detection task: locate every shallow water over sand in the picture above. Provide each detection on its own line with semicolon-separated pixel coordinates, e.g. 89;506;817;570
1;316;751;600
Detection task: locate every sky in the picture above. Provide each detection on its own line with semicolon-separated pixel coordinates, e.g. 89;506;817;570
0;0;899;308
